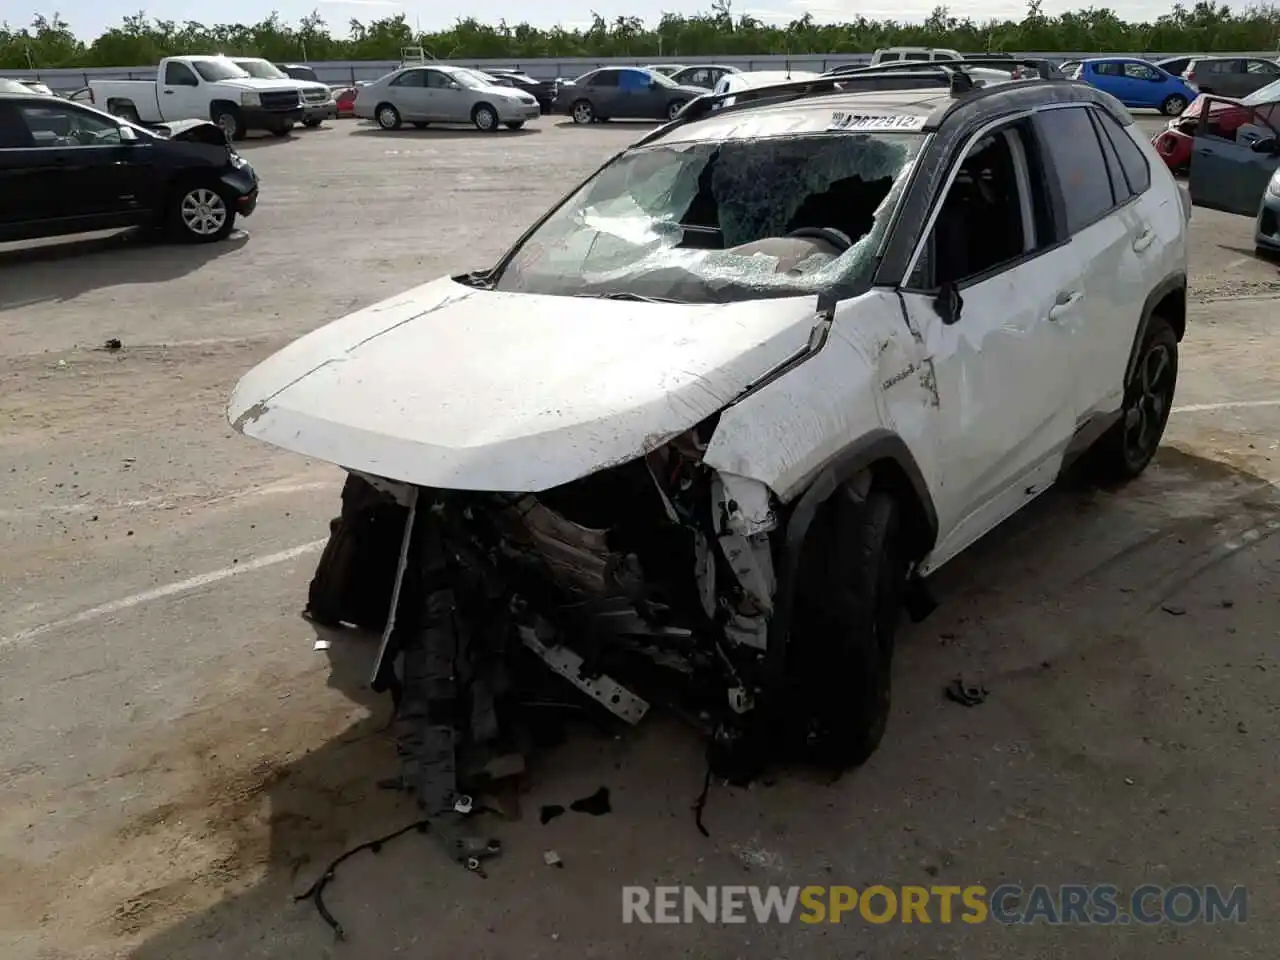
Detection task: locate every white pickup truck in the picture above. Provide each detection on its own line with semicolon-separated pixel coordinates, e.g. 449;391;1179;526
87;55;303;140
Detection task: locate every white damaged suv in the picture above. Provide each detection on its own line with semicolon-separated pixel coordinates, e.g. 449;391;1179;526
229;64;1190;801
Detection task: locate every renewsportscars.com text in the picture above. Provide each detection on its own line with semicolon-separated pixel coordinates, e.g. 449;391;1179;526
621;884;1247;925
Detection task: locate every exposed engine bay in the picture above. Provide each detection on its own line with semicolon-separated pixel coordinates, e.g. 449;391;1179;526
302;418;845;870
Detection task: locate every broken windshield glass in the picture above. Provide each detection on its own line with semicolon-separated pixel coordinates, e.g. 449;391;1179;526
493;131;924;304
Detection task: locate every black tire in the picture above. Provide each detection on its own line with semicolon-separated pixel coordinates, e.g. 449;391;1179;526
1086;315;1179;484
571;99;594;124
472;103;499;132
412;121;430;129
302;116;323;128
211;106;243;141
789;487;907;769
1160;94;1188;116
505;120;525;130
376;103;402;130
270;123;291;137
666;99;688;121
167;181;237;244
305;474;406;630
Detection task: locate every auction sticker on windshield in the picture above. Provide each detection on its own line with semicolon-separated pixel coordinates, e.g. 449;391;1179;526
828;111;928;131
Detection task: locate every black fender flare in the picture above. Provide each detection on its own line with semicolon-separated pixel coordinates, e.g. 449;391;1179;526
764;428;938;682
1124;272;1186;387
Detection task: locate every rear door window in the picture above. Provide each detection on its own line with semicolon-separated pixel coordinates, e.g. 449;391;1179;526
619;70;650;91
1093;109;1152;195
588;70;621;88
391;69;426;87
1034;106;1116;234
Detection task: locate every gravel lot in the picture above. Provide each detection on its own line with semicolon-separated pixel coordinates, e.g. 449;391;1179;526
2;113;1279;960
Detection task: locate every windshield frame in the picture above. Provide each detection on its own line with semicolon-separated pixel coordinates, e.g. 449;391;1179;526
233;58;289;80
484;129;927;304
450;68;490;89
192;58;251;82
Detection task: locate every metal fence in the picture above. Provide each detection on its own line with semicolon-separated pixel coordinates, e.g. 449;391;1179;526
6;51;1274;92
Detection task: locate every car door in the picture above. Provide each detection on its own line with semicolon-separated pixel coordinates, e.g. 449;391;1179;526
896;118;1087;562
1189;96;1280;215
387;68;430;120
583;69;622;116
612;69;652;118
1242;59;1280;97
0;100;150;232
1208;59;1246;97
424;69;470;122
161;60;203;121
1122;62;1165;108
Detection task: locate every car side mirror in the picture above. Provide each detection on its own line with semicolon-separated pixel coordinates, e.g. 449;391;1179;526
118;125;138;142
934;281;963;325
447;81;461;89
1252;136;1279;154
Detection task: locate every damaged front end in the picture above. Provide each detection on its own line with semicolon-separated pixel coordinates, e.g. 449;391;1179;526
305;417;792;850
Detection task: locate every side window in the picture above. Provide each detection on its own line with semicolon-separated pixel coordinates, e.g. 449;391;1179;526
0;103;35;147
391;70;425;87
619;70;649;91
879;53;901;62
1123;63;1159;81
589;70;620;88
1211;59;1243;74
164;61;198;86
1246;60;1279;75
908;124;1046;289
424;71;455;89
1095;62;1122;77
1087;110;1130;205
904;52;931;62
1034;106;1115;234
1093;109;1152;196
17;104;121;147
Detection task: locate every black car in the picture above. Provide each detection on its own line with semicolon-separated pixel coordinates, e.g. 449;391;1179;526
0;92;258;244
482;68;557;112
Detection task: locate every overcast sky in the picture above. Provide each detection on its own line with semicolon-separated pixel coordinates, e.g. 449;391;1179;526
32;0;1190;41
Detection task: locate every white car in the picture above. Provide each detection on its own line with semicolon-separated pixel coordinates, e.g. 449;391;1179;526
353;63;539;131
712;70;821;107
229;66;1189;802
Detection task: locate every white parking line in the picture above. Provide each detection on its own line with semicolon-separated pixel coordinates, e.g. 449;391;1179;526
0;539;326;651
1173;399;1280;414
0;480;333;519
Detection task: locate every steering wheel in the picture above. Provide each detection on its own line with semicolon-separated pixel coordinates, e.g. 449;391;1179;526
786;226;854;252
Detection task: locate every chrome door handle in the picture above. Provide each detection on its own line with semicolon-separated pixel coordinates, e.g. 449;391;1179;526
1132;228;1155;252
1048;290;1082;321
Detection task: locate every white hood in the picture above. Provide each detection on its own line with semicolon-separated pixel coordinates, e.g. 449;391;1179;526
228;277;819;492
222;77;301;94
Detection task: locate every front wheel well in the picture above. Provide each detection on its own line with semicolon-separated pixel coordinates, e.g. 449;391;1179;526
209;99;239;118
1151;286;1186;342
864;459;935;563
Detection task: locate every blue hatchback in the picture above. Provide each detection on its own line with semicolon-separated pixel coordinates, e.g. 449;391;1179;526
1072;58;1198;116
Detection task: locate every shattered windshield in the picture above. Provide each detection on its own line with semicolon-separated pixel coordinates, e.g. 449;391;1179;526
492;131;924;303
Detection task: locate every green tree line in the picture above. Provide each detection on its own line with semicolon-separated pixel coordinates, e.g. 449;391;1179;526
3;0;1279;70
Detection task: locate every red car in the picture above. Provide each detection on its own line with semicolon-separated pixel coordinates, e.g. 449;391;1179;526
1152;85;1280;173
334;86;357;118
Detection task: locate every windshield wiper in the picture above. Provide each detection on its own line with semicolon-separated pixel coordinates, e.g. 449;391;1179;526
573;292;685;304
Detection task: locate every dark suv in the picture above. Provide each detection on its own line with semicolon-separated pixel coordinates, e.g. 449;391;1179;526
0;92;259;244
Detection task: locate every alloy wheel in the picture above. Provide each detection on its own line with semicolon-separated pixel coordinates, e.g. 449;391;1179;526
180;188;228;237
1123;341;1174;464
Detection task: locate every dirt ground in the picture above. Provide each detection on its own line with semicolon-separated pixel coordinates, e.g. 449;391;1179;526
1;114;1278;960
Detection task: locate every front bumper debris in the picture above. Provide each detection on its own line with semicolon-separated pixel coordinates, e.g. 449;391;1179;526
305;441;791;869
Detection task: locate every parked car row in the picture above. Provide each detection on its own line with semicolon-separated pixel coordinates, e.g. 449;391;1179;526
1067;55;1280;115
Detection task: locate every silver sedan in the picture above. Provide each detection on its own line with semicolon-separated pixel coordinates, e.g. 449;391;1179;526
354;65;540;132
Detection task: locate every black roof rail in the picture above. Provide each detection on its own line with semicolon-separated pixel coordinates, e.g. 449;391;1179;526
674;69;963;126
832;57;1063;81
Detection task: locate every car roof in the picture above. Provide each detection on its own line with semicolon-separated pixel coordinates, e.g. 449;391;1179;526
642;68;1130;147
